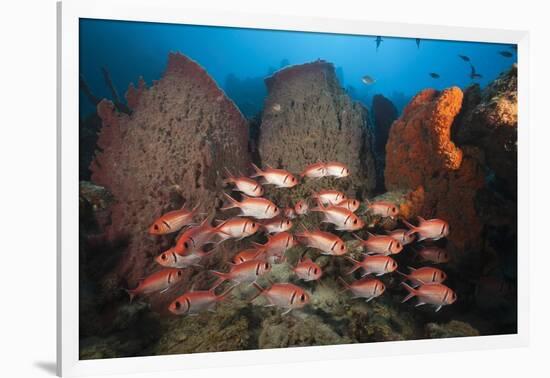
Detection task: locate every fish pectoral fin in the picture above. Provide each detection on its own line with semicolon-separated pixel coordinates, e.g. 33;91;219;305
375;273;385;277
365;297;375;303
281;308;293;316
361;272;372;277
434;305;443;312
415;302;426;307
159;288;169;294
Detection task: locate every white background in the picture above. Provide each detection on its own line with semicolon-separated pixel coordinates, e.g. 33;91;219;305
1;0;548;377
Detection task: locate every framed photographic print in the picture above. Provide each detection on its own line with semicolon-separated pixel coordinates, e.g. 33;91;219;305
58;0;529;376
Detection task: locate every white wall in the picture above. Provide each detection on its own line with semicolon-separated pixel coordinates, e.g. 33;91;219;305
1;0;548;377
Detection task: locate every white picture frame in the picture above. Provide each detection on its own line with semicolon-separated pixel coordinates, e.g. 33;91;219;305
58;0;529;376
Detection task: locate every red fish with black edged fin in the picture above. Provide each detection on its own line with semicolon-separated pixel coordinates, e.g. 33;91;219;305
221;193;280;220
365;199;399;219
173;216;216;255
386;228;416;245
261;217;293;234
353;232;403;256
397;266;447;288
325;161;350;178
251;232;296;263
402;216;450;241
346;255;398;277
168;284;236;316
124;268;184;302
312;200;364;231
213;217;260;241
401;282;457;312
223;168;264;197
210;259;272;287
251;282;310;315
300;162;327;179
148;202;201;235
155;246;213;268
335;198;360;213
291;257;323;282
250;163;298;188
295;225;347;256
338;277;385;302
312;189;347;206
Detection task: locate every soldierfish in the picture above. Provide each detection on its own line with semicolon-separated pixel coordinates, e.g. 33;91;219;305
365;199;399;218
211;260;271;287
397;266;447;288
232;248;265;264
261;217;293;234
223;168;264;197
416;246;450;264
252;232;296;263
292;257;323;281
354;232;403;256
300;162;327;179
174;217;216;254
221;193;280;219
124;268;184;302
251;163;298;188
252;282;310;315
296;227;347;256
156;247;212;268
312;201;365;231
325;161;350;178
403;216;450;241
168;285;235;316
346;255;398;277
312;190;347;205
401;282;457;312
148;203;200;235
294;199;309;216
214;217;260;241
339;277;385;302
386;228;416;245
335;198;360;213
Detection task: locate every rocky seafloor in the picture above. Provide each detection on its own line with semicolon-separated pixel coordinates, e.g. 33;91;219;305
78;54;517;359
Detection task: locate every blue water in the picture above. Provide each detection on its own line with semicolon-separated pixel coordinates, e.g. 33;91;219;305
79;18;516;117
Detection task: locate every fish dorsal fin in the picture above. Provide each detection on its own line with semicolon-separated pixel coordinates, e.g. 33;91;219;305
407;266;417;272
213;219;225;226
241;193;251;200
367;231;376;238
417;216;426;223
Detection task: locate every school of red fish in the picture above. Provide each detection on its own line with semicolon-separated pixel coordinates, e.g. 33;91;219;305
126;161;456;315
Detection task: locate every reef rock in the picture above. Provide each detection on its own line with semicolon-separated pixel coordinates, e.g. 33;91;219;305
90;52;251;289
425;320;479;339
385;87;485;260
456;64;518;197
257;60;377;203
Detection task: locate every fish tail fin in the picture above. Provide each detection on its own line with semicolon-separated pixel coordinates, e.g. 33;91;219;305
396;270;408;279
217;283;238;302
345;256;361;275
250;163;264;178
249;282;265;303
220;193;240;211
402;218;417;233
124;288;136;303
337;276;351;293
401;282;418;303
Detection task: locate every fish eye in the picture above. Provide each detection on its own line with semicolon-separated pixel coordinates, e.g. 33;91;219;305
264;263;270;270
300;294;306;302
340;244;345;250
153;224;159;230
286;220;291;225
177;270;182;276
184;242;189;248
313;268;318;275
161;254;167;260
174;301;181;310
252;222;256;227
353;219;357;224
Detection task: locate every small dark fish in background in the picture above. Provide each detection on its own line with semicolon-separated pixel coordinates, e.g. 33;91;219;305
469;63;483;80
429;72;440;79
361;75;375;85
499;51;514;58
375;36;383;51
458;54;470;62
416;38;421;49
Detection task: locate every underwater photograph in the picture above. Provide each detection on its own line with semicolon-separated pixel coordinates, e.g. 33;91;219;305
78;18;518;359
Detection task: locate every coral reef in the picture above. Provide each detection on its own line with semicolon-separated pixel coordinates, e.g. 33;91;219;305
90;52;251;296
425;320;479;339
257;60;377;203
385;87;485;265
